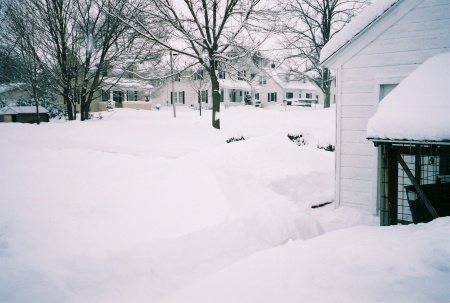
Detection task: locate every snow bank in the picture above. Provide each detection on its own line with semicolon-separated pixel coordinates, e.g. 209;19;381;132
320;0;400;63
0;106;339;302
367;52;450;141
161;217;450;303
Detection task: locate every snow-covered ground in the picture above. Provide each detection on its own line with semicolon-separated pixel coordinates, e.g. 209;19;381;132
0;105;448;303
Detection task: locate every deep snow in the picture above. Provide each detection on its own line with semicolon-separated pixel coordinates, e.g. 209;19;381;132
1;105;448;303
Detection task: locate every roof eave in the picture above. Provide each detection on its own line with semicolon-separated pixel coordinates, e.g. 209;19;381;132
367;137;450;146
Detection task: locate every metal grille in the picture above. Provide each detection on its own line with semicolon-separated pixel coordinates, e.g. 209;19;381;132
380;143;450;225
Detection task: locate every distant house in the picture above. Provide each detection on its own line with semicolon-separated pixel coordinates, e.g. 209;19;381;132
149;61;322;109
320;0;450;225
150;67;253;108
254;67;322;107
0;106;49;123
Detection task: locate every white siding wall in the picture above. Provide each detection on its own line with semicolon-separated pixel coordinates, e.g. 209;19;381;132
255;76;283;106
336;0;450;213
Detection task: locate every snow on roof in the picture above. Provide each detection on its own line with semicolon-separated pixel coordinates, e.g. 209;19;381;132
0;106;49;115
320;0;401;64
367;52;450;142
266;68;318;91
103;77;154;91
218;79;251;91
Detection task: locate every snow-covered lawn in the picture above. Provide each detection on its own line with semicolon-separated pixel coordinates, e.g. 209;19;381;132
0;105;448;303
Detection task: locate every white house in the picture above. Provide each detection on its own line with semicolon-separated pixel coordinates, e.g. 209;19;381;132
320;0;450;224
149;63;322;109
254;67;322;106
150;69;252;109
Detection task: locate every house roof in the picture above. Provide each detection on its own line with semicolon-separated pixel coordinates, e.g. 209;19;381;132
218;79;251;91
367;52;450;142
0;106;49;115
265;68;318;91
320;0;401;64
103;77;154;91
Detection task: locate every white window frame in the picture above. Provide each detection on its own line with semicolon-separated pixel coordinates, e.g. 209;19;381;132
173;91;184;104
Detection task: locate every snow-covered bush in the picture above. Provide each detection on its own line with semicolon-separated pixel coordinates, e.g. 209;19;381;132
226;136;245;143
287;133;307;146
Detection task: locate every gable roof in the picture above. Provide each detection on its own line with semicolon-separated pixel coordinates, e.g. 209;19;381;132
320;0;402;64
264;68;318;91
0;106;49;115
367;52;450;142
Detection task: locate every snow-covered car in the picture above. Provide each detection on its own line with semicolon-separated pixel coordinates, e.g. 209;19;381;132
254;100;262;107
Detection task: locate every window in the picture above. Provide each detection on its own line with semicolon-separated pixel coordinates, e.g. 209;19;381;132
255;93;259;100
101;67;108;77
380;84;398;101
299;93;302;98
174;73;181;82
268;92;277;102
218;69;226;79
194;69;203;80
220;89;224;102
127;68;134;78
170;91;184;104
238;70;246;80
286;92;293;99
259;76;267;85
171;91;185;104
113;91;122;103
127;91;138;101
315;95;319;100
101;90;109;101
306;93;312;99
199;90;208;103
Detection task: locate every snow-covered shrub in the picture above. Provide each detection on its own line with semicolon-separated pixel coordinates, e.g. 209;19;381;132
226;136;245;143
317;143;335;152
287;133;306;146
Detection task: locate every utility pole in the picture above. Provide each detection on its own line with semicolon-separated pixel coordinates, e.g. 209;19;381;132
170;50;176;118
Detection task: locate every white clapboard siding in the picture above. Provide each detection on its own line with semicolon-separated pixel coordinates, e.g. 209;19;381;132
334;0;450;212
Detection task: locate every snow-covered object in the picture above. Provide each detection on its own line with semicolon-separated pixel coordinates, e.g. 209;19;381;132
161;217;450;303
0;106;49;114
367;52;450;141
320;0;400;63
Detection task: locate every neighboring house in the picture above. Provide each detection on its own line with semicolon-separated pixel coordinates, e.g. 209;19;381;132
150;62;322;109
254;67;322;107
0;83;29;100
150;68;253;108
320;0;450;224
0;106;49;123
56;65;155;113
100;77;154;111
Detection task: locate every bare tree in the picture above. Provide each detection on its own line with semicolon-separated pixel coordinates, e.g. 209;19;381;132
3;0;162;120
277;0;369;108
119;0;270;129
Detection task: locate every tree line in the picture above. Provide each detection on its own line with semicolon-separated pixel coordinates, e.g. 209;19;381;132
0;0;368;128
